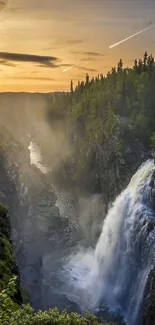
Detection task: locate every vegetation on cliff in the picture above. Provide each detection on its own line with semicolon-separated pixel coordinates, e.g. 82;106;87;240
0;277;110;325
0;204;16;291
0;203;21;304
47;52;154;202
0;203;111;324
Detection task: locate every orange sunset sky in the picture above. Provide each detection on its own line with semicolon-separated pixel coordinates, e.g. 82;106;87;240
0;0;155;92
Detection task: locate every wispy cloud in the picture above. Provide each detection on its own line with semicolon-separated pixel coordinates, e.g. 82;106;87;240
0;0;8;11
7;7;20;13
0;52;59;68
0;59;16;67
37;64;59;69
81;57;98;62
72;51;104;57
77;66;98;72
83;51;104;57
64;39;85;45
60;64;74;68
42;39;85;52
146;20;153;27
6;76;55;81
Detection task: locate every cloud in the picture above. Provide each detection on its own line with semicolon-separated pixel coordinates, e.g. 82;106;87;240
77;66;98;72
0;0;8;11
72;51;104;57
25;77;55;81
0;59;17;67
42;47;55;52
42;39;85;52
81;57;97;62
146;20;153;27
0;52;59;68
83;51;104;57
6;76;55;81
60;64;74;68
7;7;20;13
37;64;58;69
63;39;85;45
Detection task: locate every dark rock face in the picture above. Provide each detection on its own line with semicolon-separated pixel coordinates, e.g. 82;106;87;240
59;120;151;211
140;170;155;325
0;130;80;311
140;268;155;325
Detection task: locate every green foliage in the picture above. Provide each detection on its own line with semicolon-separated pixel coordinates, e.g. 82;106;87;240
20;287;30;304
0;235;15;289
46;52;155;199
0;276;20;323
0;278;110;325
0;204;17;292
151;133;155;149
0;204;8;216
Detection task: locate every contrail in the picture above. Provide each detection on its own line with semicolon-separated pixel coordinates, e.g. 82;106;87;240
63;61;80;72
109;24;155;49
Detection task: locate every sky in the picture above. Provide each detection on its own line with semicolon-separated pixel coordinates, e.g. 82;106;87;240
0;0;155;92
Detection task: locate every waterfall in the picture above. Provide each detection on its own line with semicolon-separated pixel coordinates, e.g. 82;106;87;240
26;140;155;322
60;160;155;324
28;140;51;174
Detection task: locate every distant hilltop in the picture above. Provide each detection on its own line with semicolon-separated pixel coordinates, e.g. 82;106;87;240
0;91;64;113
0;91;64;97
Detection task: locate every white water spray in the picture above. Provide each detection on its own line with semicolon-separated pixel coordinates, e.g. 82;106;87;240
28;140;51;174
60;160;155;324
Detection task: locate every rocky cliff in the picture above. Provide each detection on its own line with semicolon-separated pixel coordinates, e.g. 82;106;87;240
0;127;81;311
0;120;155;324
140;171;155;325
141;268;155;325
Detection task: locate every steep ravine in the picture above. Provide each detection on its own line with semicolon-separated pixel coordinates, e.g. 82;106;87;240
1;129;155;324
0;132;92;312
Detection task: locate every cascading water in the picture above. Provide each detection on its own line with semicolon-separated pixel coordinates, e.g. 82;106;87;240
19;140;155;322
59;160;155;325
28;140;51;174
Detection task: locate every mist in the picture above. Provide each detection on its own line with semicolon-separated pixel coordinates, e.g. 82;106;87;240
0;93;72;176
0;92;106;313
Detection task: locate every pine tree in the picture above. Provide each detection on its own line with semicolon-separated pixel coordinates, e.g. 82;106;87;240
138;59;143;74
134;59;138;71
117;59;123;72
143;51;148;71
85;73;89;85
70;80;73;93
111;67;116;75
147;54;154;72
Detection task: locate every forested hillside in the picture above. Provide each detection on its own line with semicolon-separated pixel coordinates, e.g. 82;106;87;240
1;52;155;325
47;52;155;203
